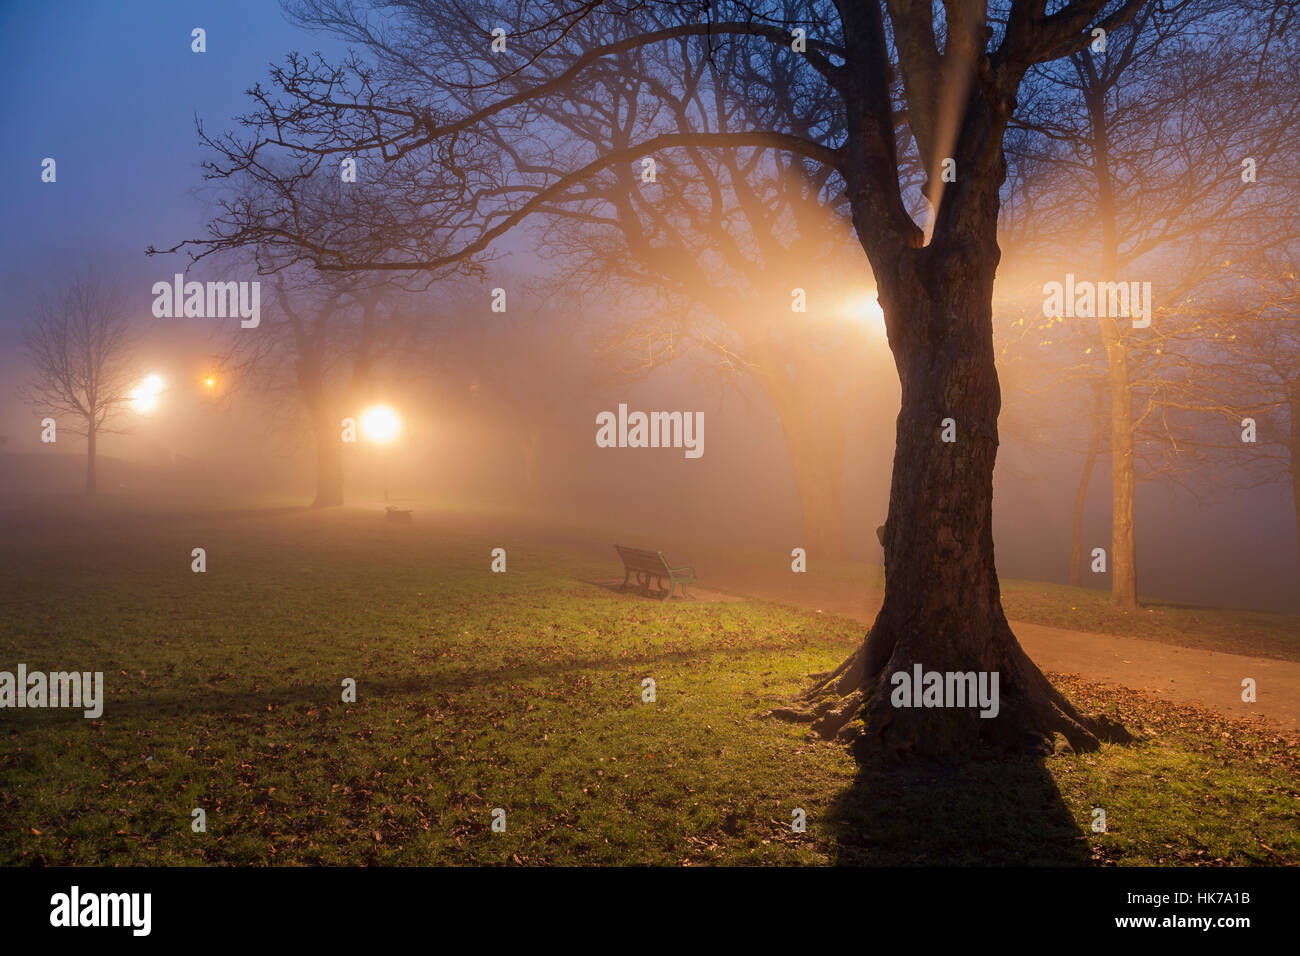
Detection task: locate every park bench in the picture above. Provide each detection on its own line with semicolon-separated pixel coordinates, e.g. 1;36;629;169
614;544;697;599
385;506;413;523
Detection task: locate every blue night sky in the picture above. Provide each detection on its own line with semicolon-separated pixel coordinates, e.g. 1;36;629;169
0;0;351;309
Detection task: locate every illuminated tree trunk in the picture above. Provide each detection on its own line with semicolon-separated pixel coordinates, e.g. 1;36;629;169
311;410;345;508
1068;458;1093;587
1100;317;1138;607
299;352;344;509
85;425;97;496
1292;467;1300;588
798;46;1130;757
1086;76;1140;609
1291;377;1300;582
804;240;1127;757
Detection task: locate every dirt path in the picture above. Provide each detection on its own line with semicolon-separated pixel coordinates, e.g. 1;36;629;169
698;565;1300;730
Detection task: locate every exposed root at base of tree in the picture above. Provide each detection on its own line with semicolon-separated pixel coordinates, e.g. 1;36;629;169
770;623;1133;761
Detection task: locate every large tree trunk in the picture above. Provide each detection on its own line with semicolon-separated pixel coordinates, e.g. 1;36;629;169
1085;76;1140;609
301;372;343;508
296;344;345;509
1100;317;1138;608
85;425;97;496
799;248;1128;759
1068;458;1094;588
791;61;1129;758
1069;381;1107;586
310;410;345;508
1292;466;1300;589
1290;376;1300;583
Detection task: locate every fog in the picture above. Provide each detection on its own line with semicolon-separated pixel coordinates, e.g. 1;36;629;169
1;0;1297;617
1;265;1295;613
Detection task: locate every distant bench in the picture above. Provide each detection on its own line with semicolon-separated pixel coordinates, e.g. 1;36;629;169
614;544;697;600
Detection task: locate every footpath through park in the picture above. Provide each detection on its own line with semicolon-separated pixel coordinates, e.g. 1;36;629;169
698;564;1300;732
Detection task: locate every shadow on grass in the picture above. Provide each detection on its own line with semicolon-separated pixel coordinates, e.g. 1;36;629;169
826;755;1090;865
583;579;706;602
3;637;814;725
585;579;673;601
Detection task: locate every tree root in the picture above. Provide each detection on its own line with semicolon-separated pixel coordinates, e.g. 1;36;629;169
771;622;1133;761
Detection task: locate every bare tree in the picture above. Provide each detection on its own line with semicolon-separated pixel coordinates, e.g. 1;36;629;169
21;271;139;495
219;266;427;507
160;0;1165;758
426;273;603;504
186;162;468;508
520;35;879;556
1002;0;1299;605
1228;320;1300;578
1186;245;1300;578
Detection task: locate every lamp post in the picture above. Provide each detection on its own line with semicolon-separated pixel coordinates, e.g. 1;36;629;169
360;404;402;501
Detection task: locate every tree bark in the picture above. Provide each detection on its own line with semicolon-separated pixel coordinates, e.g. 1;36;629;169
1101;317;1139;607
281;287;356;509
1290;376;1300;584
85;425;97;496
1292;466;1300;591
310;407;345;508
794;49;1130;758
300;362;343;508
800;243;1127;758
1068;457;1094;587
790;238;1128;754
1084;63;1140;609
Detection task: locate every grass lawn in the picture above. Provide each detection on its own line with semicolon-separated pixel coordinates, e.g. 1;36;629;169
1;500;1296;865
999;579;1300;663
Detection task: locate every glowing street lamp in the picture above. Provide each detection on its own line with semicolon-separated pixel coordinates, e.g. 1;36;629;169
130;374;165;414
844;292;887;338
360;404;402;444
360;404;402;502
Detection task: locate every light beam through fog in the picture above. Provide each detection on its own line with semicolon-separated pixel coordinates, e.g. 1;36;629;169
361;404;402;444
129;373;164;414
843;292;887;339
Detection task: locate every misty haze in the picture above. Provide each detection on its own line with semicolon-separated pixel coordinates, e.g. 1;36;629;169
1;0;1297;896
